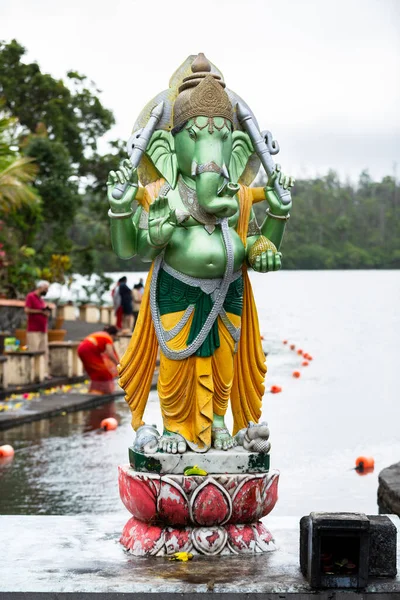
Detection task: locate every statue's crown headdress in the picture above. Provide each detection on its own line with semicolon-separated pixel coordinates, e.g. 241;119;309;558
173;53;233;129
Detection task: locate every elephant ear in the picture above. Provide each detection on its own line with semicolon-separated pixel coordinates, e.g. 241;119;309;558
145;130;178;188
229;131;254;183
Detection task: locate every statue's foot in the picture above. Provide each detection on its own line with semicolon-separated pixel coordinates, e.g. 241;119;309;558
158;431;187;454
243;421;271;454
133;423;160;454
211;426;236;451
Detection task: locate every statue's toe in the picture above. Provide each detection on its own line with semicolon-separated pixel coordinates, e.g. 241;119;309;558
177;441;187;454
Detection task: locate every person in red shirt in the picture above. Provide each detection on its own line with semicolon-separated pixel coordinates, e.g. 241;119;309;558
77;326;120;395
24;280;52;378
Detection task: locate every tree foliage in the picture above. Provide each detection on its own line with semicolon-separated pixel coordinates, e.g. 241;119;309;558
254;170;400;269
0;40;114;165
0;39;118;295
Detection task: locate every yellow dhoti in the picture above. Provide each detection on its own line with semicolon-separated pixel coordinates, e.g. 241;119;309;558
159;311;241;451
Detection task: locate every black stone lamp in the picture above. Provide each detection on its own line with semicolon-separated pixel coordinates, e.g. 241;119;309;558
300;512;397;589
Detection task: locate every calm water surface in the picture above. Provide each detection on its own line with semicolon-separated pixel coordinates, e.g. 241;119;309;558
1;270;399;516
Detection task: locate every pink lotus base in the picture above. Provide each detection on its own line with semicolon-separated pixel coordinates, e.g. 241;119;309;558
121;516;276;556
118;466;279;556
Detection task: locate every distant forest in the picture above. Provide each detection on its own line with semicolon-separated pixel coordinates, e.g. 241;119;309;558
96;169;400;272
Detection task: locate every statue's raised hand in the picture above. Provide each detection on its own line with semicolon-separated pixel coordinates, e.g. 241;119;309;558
264;164;294;216
107;159;138;213
148;196;189;248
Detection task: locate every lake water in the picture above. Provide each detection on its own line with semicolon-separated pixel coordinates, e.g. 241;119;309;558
1;270;399;517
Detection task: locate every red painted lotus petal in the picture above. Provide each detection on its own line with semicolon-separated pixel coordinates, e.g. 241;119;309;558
261;472;279;517
230;477;265;523
252;522;274;551
191;481;231;526
226;523;257;553
118;467;157;522
164;527;193;555
157;478;190;526
120;516;164;556
191;526;227;555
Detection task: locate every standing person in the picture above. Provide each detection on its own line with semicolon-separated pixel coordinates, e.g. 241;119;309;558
118;276;133;331
111;277;124;329
138;278;144;298
77;326;120;395
132;283;142;327
24;280;52;378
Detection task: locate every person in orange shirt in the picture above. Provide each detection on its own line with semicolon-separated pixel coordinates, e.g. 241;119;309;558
77;326;120;395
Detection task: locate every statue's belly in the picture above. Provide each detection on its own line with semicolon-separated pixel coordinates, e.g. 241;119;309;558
164;226;245;278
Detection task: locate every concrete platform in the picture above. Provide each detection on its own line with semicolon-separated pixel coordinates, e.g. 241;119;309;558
0;388;125;431
0;514;399;598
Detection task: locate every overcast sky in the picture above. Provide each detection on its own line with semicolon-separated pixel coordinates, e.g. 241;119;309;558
1;0;399;181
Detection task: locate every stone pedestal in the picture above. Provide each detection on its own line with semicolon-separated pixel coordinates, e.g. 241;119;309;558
100;306;114;324
57;304;76;321
118;462;279;557
79;305;100;323
49;341;83;378
3;351;45;385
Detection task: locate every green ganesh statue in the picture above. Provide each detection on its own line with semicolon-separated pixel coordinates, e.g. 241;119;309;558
111;54;294;556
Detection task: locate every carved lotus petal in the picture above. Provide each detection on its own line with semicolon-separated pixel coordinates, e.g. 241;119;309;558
225;523;258;553
164;527;193;555
252;522;275;552
261;472;279;518
118;467;157;522
229;476;265;523
157;477;190;526
191;526;227;555
190;479;232;526
120;516;164;556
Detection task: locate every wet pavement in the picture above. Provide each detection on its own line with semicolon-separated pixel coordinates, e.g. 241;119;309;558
0;513;399;597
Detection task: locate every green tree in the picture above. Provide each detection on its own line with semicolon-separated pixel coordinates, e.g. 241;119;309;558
0;40;114;165
0;39;118;290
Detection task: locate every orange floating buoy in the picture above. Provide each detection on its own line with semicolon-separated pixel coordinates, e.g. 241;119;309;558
307;355;313;361
302;361;309;366
292;371;301;378
297;349;303;355
290;344;295;351
283;340;288;344
270;385;282;394
100;417;118;431
355;456;375;471
0;444;15;458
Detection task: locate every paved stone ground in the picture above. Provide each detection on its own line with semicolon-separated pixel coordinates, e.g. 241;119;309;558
0;515;399;598
0;373;157;431
0;387;124;431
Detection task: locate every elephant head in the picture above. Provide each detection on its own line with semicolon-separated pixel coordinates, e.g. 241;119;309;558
145;116;254;218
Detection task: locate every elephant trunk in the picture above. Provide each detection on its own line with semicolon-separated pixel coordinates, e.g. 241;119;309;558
193;161;238;218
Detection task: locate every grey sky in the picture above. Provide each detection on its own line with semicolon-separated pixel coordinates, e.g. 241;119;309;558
1;0;399;181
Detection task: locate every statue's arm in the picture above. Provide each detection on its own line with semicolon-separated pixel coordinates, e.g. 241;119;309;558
245;166;294;273
107;160;169;262
245;207;282;273
259;165;294;251
107;160;140;259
